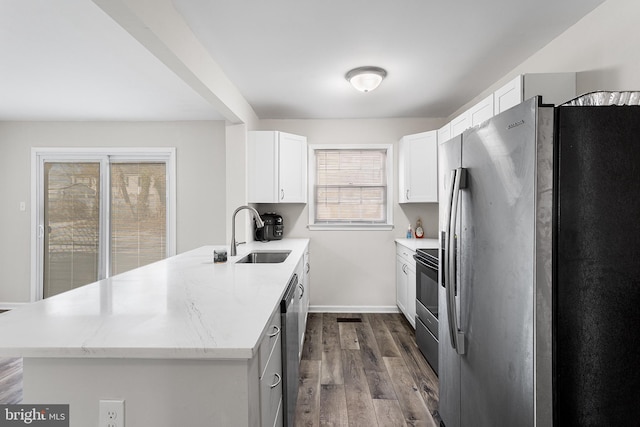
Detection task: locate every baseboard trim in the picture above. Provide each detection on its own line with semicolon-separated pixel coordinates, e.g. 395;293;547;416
309;305;400;314
0;302;29;311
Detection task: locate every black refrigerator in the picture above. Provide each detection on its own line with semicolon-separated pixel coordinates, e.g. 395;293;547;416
438;94;640;427
554;103;640;425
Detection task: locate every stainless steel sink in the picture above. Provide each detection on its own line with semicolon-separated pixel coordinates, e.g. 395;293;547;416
236;250;291;264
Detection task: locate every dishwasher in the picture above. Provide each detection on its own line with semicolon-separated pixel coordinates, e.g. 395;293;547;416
280;273;300;427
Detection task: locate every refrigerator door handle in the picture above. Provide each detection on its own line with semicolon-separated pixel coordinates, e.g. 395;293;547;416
447;167;466;355
444;170;455;347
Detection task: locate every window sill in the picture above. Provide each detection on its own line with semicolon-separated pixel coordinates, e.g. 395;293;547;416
308;224;394;231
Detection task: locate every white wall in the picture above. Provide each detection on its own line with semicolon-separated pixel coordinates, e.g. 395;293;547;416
450;0;640;118
0;121;226;304
257;118;441;311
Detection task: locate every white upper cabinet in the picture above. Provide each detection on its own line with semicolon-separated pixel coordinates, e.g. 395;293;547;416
399;130;438;203
450;111;470;138
278;132;307;203
494;75;523;115
437;122;451;144
469;93;494;126
248;131;308;203
494;73;577;114
445;72;576;139
451;94;495;138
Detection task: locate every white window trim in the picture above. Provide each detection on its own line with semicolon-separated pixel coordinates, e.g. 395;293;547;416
308;143;394;231
30;147;177;301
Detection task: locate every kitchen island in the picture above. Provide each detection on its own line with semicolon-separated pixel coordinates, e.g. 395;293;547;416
0;239;309;427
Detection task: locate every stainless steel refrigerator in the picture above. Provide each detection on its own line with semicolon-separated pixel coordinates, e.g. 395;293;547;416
438;96;640;427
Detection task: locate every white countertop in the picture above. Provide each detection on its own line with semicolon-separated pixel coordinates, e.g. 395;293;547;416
395;237;439;251
0;239;309;360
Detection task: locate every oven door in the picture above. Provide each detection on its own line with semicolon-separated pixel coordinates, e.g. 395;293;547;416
415;254;440;374
415;256;439;320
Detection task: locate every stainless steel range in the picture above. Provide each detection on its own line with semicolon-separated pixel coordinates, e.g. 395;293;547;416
414;248;439;375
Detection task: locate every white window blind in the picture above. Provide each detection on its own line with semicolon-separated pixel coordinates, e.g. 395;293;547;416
314;148;388;224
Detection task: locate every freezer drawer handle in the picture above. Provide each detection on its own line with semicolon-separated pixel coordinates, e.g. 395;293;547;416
445;167;466;355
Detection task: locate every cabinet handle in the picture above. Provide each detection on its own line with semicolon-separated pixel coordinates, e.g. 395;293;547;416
406;189;410;200
299;284;304;299
402;264;408;274
306;262;310;274
280;189;285;200
270;373;282;388
268;325;281;338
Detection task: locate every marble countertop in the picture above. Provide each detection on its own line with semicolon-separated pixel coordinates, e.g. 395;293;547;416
395;237;439;251
0;239;309;360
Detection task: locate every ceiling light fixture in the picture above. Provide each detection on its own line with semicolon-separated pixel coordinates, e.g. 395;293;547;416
345;66;387;93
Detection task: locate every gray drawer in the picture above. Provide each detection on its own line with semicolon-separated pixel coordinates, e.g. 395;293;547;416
416;317;439;375
416;300;438;339
260;334;282;427
259;308;282;377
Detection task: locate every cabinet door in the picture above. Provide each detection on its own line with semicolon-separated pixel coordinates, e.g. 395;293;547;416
408;132;438;202
396;255;407;315
259;334;282;427
450;111;470;138
437;123;451;144
469;94;494;126
406;262;416;329
494;75;523;114
298;251;310;354
279;132;307;203
248;131;279;203
399;131;438;203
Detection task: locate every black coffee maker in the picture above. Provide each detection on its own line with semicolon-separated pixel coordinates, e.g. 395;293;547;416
254;212;284;241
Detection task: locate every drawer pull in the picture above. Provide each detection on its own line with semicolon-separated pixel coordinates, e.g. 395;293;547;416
270;373;282;388
268;325;281;338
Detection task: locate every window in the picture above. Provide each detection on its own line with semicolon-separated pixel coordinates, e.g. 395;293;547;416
309;144;393;229
32;148;176;299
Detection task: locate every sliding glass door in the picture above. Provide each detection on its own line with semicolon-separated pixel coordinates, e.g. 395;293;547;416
35;149;175;299
110;162;166;276
43;162;101;298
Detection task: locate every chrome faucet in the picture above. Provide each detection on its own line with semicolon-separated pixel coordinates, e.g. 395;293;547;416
230;205;265;256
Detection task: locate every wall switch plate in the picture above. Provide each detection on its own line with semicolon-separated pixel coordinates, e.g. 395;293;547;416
99;399;125;427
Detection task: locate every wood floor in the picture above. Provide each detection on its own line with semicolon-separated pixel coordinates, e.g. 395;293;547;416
295;313;440;427
0;313;440;427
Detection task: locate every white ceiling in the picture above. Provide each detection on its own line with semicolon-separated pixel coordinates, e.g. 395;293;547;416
0;0;605;121
0;0;223;121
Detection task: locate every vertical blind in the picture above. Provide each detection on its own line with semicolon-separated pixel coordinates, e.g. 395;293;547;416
314;149;387;223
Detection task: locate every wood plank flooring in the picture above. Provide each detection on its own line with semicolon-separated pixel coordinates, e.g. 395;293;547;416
295;313;440;427
0;312;440;427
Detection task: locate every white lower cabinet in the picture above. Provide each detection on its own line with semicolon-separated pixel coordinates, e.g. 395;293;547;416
298;250;310;360
396;243;416;328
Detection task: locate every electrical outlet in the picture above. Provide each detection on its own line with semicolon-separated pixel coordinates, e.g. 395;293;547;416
99;399;125;427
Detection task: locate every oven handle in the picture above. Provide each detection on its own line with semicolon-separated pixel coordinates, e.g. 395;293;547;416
446;168;466;355
413;254;437;271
